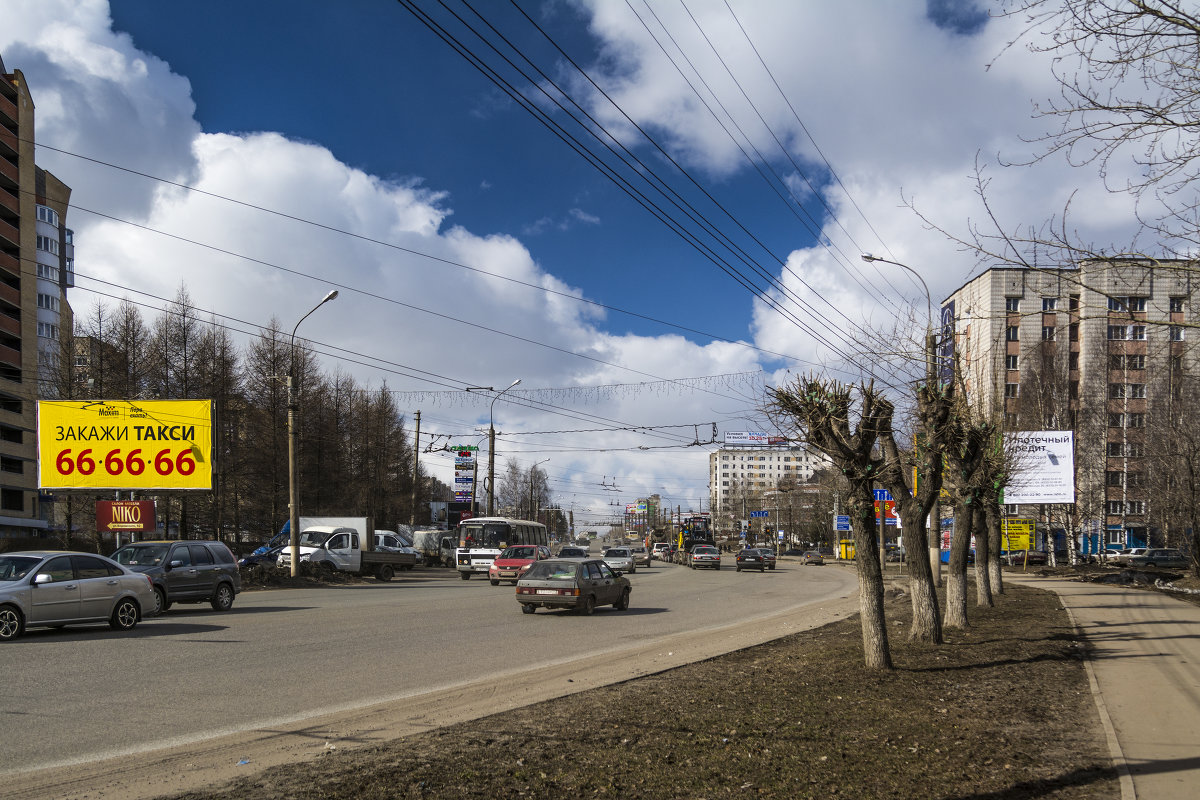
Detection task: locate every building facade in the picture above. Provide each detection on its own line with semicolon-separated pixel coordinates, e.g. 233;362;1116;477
1;55;74;536
708;444;831;514
943;259;1196;552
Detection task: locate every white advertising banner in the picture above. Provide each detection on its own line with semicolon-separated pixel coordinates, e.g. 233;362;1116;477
1004;431;1075;504
724;432;786;446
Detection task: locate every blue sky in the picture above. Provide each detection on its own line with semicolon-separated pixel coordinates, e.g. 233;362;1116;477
4;1;1141;525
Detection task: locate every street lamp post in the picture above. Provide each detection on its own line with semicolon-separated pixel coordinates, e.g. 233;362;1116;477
861;253;940;583
487;378;521;516
287;290;338;578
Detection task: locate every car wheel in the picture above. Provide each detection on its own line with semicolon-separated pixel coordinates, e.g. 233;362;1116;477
377;565;395;582
629;566;636;573
615;588;630;611
1145;562;1156;568
153;586;170;615
521;603;536;614
460;572;471;580
0;604;25;641
490;578;500;586
582;594;596;615
109;598;139;631
210;583;235;612
736;565;741;572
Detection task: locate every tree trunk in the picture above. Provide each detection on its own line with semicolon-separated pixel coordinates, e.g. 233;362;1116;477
986;502;1003;595
852;500;892;669
945;500;974;629
974;501;994;607
899;506;941;643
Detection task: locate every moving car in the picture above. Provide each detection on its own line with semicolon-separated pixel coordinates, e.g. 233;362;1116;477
557;546;589;558
0;551;156;641
735;548;766;572
515;558;631;614
651;542;672;560
110;540;241;615
488;544;550;585
758;548;777;570
1127;548;1188;569
800;551;824;565
601;547;636;574
688;545;721;570
629;545;651;567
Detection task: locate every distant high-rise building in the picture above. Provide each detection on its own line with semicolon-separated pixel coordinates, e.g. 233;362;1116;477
1;53;74;536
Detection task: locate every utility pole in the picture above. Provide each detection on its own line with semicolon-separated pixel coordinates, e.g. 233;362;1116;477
410;410;420;526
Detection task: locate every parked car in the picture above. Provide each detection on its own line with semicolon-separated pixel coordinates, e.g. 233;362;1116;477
515;558;631;614
688;545;721;570
651;542;672;560
601;547;636;574
0;551;157;641
1127;548;1189;569
800;551;825;565
489;544;550;585
1006;550;1048;566
238;544;285;569
758;548;777;569
735;548;766;572
629;545;651;567
109;540;241;615
557;546;589;559
1111;548;1147;566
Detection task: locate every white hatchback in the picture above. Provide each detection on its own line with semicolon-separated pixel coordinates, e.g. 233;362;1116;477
601;547;637;574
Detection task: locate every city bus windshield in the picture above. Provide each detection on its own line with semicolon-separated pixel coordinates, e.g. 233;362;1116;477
460;522;511;549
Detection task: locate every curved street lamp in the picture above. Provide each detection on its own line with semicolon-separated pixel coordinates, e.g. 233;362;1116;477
288;289;339;577
529;457;550;520
487;378;522;516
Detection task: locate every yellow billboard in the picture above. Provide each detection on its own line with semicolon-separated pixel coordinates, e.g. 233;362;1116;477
1001;518;1034;552
38;400;213;490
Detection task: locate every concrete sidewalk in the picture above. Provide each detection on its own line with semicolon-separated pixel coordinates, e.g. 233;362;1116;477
1010;575;1200;800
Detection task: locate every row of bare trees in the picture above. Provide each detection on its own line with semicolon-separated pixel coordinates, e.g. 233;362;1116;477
45;289;452;549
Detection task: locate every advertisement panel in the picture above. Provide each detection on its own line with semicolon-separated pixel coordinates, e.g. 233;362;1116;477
1000;518;1034;551
723;432;787;446
38;400;213;490
1004;431;1075;504
96;500;157;532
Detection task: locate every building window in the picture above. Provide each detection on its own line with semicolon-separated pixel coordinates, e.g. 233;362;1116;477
1069;295;1080;311
1006;355;1018;370
36;205;59;226
1171;297;1185;313
1127;500;1145;515
1128;297;1147;312
1129;384;1145;398
35;235;59;255
1106;471;1123;486
1005;504;1019;515
1128;442;1144;457
1128;413;1145;428
1108;325;1127;340
1069;352;1079;370
1127;472;1145;487
36;294;59;312
1042;297;1057;311
1170;326;1184;341
1006;326;1019;341
1130;326;1146;340
36;322;59;339
1042;326;1057;341
1109;413;1125;428
1107;501;1124;515
1004;383;1019;398
1004;413;1019;428
1108;297;1127;312
1069;380;1079;399
1107;442;1124;457
1068;323;1079;341
0;457;21;474
1129;355;1145;369
1109;384;1125;399
1006;297;1020;312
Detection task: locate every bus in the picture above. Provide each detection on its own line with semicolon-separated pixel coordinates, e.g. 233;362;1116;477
455;516;549;580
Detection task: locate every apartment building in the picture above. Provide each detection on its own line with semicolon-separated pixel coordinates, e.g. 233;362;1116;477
708;444;831;514
1;54;74;535
943;259;1195;551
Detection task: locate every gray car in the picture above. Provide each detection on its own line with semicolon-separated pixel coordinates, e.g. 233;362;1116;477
110;540;241;614
1127;548;1189;569
0;551;157;641
601;547;636;574
515;558;631;614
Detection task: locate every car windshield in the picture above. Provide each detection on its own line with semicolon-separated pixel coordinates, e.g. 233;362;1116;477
605;549;629;557
499;546;538;559
695;546;718;554
0;555;40;581
523;561;578;581
297;530;335;547
110;544;170;567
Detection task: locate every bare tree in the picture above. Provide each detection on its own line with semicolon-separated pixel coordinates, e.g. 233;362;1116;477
770;378;892;670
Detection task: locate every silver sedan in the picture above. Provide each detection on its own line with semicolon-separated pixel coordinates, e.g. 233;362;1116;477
0;551;157;641
601;547;637;574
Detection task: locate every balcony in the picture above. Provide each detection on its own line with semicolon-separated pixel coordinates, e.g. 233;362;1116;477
0;126;15;158
0;342;20;370
0;216;17;250
0;157;16;190
0;92;16;126
0;252;17;283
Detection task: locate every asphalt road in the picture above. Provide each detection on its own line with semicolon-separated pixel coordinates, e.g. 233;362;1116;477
1;555;857;782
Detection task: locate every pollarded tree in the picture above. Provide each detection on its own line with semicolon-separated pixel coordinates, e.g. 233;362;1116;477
770;377;892;670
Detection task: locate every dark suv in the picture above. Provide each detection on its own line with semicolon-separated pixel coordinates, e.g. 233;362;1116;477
110;540;241;615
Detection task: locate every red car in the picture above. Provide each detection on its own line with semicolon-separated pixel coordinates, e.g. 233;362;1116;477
489;545;549;585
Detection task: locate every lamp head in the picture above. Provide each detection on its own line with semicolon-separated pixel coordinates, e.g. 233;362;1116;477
321;290;339;303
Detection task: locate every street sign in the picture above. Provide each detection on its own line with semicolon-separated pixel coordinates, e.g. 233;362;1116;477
835;514;850;531
749;510;769;518
873;489;893;501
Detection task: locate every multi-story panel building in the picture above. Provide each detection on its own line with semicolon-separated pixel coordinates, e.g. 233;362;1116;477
1;54;74;536
708;444;831;514
943;259;1194;552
